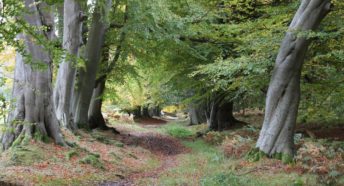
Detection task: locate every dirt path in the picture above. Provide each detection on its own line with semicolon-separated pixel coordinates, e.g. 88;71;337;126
99;120;189;186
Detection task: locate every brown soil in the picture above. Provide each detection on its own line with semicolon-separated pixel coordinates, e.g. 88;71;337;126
115;132;189;156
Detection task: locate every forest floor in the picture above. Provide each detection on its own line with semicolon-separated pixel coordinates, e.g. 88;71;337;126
0;113;343;186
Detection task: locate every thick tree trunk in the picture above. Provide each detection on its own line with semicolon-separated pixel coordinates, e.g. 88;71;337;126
74;0;111;128
256;0;331;157
207;101;238;131
1;1;65;150
54;0;83;130
217;102;238;130
87;35;126;129
205;92;240;131
84;3;127;129
188;104;206;125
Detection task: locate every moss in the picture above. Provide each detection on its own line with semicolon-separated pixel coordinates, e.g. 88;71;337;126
22;135;31;146
67;141;77;147
65;150;79;160
79;154;104;169
246;148;266;162
8;145;45;166
115;142;124;147
11;133;24;147
34;131;51;143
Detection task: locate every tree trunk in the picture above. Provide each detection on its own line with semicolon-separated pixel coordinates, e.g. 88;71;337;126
88;77;107;129
1;1;65;150
205;94;239;131
207;100;219;130
74;0;111;128
133;106;142;119
188;104;206;125
87;34;126;129
54;0;83;130
256;0;331;158
142;106;150;118
148;106;161;117
216;102;238;130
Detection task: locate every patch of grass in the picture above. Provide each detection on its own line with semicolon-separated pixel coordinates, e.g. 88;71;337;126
139;138;317;186
164;125;193;138
200;172;262;186
79;154;104;169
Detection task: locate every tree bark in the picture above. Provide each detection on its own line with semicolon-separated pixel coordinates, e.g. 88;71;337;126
87;5;127;129
133;106;142;119
149;105;161;117
256;0;332;157
1;1;65;150
74;0;111;128
141;106;150;118
205;93;240;131
188;103;206;125
54;0;83;130
88;77;107;129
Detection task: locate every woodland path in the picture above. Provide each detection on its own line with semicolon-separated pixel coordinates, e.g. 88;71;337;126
99;118;190;186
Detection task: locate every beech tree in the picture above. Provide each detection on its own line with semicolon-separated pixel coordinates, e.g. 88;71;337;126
54;0;84;130
73;0;112;128
88;5;127;129
204;93;242;131
1;0;65;150
256;0;332;158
